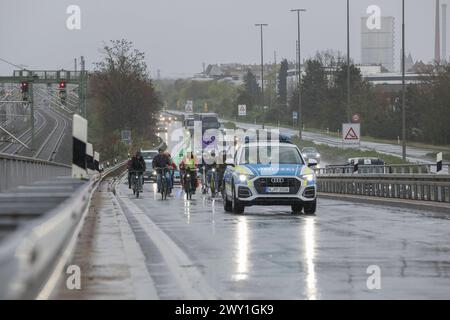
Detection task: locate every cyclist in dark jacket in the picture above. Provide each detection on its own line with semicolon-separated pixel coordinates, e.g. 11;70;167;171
130;151;146;191
152;148;172;193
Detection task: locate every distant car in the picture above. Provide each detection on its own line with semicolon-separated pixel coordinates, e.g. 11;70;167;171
184;115;195;135
302;147;321;164
141;149;158;181
156;121;168;132
173;169;181;184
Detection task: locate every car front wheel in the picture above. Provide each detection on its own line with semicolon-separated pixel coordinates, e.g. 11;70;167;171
291;204;303;214
304;200;317;215
232;184;245;214
223;187;232;212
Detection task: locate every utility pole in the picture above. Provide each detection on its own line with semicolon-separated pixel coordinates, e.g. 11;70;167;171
255;23;268;129
74;58;77;72
291;9;306;139
347;0;351;123
274;51;277;125
402;0;407;161
79;56;86;117
29;82;35;152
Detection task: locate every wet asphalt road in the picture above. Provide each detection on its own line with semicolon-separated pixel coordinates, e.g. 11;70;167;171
117;180;450;300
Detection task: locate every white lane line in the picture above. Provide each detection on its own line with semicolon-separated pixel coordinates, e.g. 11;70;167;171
117;183;218;300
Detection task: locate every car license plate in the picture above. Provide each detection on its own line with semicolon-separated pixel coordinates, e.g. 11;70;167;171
265;187;290;193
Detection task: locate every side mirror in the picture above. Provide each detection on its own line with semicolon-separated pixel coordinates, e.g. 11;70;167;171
308;159;318;168
225;158;235;167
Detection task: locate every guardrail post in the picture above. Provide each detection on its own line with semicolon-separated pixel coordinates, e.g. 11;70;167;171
72;114;88;179
86;143;95;175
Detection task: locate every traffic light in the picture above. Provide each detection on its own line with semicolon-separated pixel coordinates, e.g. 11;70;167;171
20;82;29;101
20;81;29;93
58;80;67;106
58;80;66;90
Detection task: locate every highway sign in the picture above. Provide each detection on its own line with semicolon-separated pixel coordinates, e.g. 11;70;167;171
292;112;298;120
238;104;246;116
185;100;193;113
352;113;361;123
121;130;131;145
342;123;360;147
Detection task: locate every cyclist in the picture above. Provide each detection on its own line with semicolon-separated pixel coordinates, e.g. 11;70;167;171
205;150;223;192
164;151;177;193
216;150;227;192
180;150;198;194
127;153;133;189
152;148;172;194
130;151;146;192
201;150;218;194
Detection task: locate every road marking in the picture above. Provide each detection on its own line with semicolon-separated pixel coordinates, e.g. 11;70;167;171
116;182;218;299
110;191;158;299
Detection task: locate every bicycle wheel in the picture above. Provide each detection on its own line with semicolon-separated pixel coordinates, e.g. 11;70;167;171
163;178;168;200
210;175;216;196
161;178;166;200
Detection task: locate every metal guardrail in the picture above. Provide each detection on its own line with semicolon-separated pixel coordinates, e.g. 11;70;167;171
0;161;126;299
316;163;450;175
317;174;450;203
0;153;71;192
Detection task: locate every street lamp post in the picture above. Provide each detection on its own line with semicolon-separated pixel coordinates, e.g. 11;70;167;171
255;23;268;129
347;0;351;123
291;9;306;140
402;0;407;160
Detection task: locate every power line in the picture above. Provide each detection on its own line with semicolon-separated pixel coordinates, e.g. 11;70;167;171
0;57;29;71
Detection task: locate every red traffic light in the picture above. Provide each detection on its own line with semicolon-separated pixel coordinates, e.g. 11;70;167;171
20;81;29;92
59;81;66;89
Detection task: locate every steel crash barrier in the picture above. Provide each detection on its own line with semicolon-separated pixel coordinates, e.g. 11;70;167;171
316;174;450;203
0;153;71;192
315;163;450;175
0;160;126;299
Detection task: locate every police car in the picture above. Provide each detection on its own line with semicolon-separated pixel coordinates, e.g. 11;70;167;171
222;140;318;215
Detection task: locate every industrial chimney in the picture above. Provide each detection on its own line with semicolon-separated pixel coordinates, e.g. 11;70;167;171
443;3;448;62
435;0;441;63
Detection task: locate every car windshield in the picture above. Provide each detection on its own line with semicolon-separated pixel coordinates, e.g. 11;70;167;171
202;117;219;129
239;146;304;165
302;148;317;154
142;151;157;159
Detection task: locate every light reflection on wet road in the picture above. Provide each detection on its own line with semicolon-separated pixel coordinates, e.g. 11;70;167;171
120;181;450;299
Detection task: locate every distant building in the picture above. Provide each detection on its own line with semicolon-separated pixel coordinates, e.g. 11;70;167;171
361;16;395;72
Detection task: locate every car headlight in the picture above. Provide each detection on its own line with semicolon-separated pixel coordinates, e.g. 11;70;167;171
316;154;321;158
153;170;157;175
300;174;315;182
239;174;255;182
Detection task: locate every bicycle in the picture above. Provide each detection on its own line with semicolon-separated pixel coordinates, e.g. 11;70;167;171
182;167;197;200
155;167;170;200
201;166;208;195
130;170;143;198
209;168;218;197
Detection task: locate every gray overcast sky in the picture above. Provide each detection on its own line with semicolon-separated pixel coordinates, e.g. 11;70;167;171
0;0;447;78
